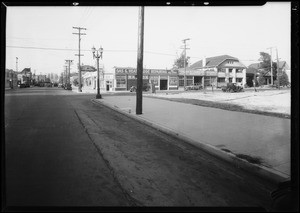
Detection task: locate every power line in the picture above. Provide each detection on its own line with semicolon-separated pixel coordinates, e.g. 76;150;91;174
6;45;138;53
6;45;78;51
6;45;267;63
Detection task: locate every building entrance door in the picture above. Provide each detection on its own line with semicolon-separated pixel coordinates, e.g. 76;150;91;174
160;79;168;90
194;76;201;84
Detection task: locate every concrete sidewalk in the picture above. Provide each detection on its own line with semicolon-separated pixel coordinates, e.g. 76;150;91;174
92;95;290;184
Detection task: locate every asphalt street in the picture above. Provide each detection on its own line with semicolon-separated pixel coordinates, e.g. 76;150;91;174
4;87;277;209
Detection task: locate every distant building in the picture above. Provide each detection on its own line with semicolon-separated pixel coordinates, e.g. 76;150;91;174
36;74;47;82
179;55;247;88
246;61;290;87
113;67;179;91
80;65;97;72
82;70;114;92
278;61;291;83
19;68;32;85
246;63;272;86
5;69;18;88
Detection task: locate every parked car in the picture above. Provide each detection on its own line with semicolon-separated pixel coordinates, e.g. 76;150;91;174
65;83;72;90
221;82;244;92
143;83;150;91
185;83;203;91
130;86;136;92
129;83;150;92
18;83;26;88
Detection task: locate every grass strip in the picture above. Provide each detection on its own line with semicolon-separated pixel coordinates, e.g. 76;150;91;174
148;96;290;119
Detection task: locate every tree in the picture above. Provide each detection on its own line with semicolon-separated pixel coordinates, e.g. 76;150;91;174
278;71;289;87
258;75;265;86
73;78;79;86
173;53;190;69
259;52;278;80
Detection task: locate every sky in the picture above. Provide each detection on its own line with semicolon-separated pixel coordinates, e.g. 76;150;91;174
5;2;291;75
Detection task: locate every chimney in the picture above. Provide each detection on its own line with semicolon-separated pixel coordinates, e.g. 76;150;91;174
203;56;206;68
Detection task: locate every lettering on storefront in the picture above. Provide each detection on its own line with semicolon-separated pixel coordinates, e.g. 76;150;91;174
179;69;217;76
179;70;201;75
127;75;148;79
115;68;176;75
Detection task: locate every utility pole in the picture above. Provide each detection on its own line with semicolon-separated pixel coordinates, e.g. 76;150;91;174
64;65;68;86
181;38;190;89
267;47;275;85
136;6;144;115
16;57;18;72
11;57;18;89
276;48;280;90
65;60;73;85
73;26;86;92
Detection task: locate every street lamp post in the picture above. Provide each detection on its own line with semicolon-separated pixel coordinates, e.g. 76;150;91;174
92;46;103;99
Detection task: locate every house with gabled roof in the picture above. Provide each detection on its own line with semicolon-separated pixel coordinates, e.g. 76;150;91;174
178;55;247;88
278;61;291;82
80;65;96;72
246;63;272;86
5;69;18;89
246;60;290;86
17;68;32;86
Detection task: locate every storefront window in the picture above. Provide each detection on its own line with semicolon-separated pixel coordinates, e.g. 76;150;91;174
218;77;225;83
150;76;159;86
169;77;178;86
187;76;193;86
179;76;184;86
116;76;126;88
178;76;193;86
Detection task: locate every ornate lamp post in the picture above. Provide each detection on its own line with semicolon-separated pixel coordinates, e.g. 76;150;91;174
92;46;103;99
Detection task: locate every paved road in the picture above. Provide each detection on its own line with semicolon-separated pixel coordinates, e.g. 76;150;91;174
4;87;277;209
4;88;132;206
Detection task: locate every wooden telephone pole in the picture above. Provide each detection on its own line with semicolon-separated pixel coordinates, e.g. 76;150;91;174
65;60;73;85
136;6;144;115
276;48;280;90
181;38;190;89
267;47;275;85
73;27;86;92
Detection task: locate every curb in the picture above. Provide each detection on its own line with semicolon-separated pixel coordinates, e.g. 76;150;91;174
91;99;290;185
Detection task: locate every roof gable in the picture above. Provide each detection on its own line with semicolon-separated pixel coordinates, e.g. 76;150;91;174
21;68;31;74
248;63;260;69
278;61;289;69
81;65;96;72
190;55;239;69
